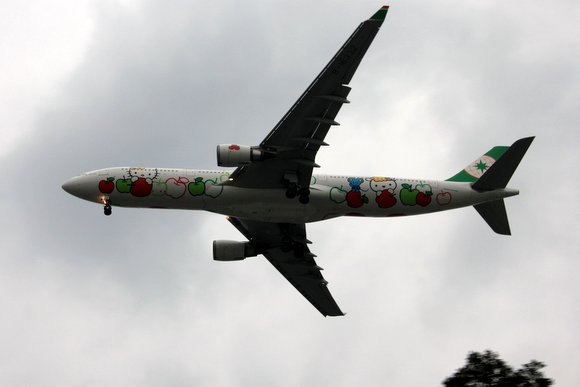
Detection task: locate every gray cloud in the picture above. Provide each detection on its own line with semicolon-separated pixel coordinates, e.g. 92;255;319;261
1;0;578;385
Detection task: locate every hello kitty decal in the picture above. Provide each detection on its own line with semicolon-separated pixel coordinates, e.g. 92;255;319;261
344;177;367;208
329;177;370;208
368;176;397;208
128;167;159;197
329;176;400;209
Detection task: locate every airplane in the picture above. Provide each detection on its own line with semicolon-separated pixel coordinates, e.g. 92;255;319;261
62;6;534;316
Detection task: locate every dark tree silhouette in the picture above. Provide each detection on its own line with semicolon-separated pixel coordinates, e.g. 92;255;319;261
443;350;553;386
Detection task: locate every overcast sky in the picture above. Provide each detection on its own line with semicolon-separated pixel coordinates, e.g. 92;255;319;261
1;0;579;385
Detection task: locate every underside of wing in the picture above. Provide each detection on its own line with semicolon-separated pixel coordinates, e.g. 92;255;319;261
227;217;344;317
228;7;389;190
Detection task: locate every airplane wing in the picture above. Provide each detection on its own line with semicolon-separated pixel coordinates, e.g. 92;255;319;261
228;217;344;316
228;6;389;189
222;7;389;315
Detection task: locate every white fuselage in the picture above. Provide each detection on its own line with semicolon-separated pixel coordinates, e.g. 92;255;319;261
62;167;519;223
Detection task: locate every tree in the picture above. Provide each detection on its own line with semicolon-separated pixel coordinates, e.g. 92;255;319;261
443;350;553;386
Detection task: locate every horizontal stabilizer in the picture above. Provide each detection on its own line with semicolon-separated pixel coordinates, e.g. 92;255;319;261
474;199;511;235
472;137;534;190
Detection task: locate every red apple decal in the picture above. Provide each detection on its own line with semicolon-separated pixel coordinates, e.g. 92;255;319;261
376;191;396;208
98;177;115;194
436;191;452;205
130;178;153;197
415;182;432;194
346;191;363;208
229;144;240;151
416;192;432;207
346;191;368;208
165;177;189;198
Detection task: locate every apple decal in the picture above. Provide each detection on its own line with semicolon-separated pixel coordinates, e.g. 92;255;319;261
416;191;432;207
116;178;132;193
98;177;115;194
329;187;347;204
367;177;397;208
165;177;189;198
345;177;369;208
415;182;433;195
400;184;419;206
130;178;153;197
204;178;224;198
152;181;167;196
188;177;205;196
346;191;362;208
127;167;159;197
436;191;452;205
376;191;397;208
414;182;433;207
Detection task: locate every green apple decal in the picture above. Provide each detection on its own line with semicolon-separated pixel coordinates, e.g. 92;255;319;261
415;182;432;195
188;177;205;196
116;178;132;193
400;183;419;206
152;181;167;196
204;179;223;198
330;187;347;204
217;173;230;183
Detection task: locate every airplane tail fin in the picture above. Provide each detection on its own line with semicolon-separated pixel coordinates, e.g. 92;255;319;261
446;137;534;188
446;137;535;235
446;146;510;184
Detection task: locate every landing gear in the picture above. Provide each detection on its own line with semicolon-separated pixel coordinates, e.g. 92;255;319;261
103;199;112;216
285;183;298;199
298;188;310;204
282;172;310;204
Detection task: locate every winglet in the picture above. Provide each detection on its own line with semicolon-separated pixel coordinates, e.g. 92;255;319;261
370;5;389;21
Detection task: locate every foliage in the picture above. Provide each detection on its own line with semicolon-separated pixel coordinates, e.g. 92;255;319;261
443;350;553;386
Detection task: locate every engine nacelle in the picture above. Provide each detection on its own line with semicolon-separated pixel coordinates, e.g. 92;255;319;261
213;240;256;261
216;144;263;167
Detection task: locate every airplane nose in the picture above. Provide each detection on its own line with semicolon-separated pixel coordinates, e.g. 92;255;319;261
62;176;82;196
62;174;101;203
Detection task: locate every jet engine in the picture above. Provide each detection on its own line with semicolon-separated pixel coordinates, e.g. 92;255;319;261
213;240;257;261
216;144;263;167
